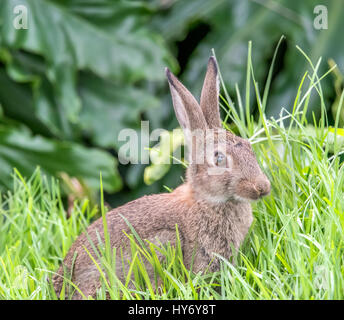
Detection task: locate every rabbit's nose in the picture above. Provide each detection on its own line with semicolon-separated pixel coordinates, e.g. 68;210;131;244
255;177;270;197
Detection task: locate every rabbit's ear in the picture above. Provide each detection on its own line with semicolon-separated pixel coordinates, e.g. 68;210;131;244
166;68;207;132
200;56;221;129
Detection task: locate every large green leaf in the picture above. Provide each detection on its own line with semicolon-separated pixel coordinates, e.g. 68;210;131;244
0;0;176;128
78;72;160;149
0;67;51;136
0;123;122;192
0;0;174;81
0;63;73;139
0;0;178;193
52;0;159;35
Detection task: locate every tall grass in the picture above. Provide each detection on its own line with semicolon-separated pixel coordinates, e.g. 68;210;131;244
0;168;97;299
1;42;344;299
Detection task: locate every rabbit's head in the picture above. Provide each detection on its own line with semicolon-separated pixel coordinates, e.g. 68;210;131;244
166;57;270;204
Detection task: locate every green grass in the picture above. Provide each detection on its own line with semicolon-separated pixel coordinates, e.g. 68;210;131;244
1;42;344;299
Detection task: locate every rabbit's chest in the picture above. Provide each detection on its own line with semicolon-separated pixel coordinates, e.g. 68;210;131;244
194;203;252;270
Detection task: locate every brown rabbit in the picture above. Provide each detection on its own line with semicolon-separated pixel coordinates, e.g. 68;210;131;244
52;56;270;299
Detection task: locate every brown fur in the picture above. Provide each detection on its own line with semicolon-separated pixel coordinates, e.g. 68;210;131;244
52;56;270;299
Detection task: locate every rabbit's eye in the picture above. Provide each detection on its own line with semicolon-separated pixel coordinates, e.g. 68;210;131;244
215;151;226;167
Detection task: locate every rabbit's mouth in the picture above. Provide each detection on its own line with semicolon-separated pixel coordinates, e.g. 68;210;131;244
234;192;265;202
236;178;271;201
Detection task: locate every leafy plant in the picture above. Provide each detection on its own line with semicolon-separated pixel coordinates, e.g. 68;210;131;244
151;0;344;120
1;0;343;200
0;0;177;193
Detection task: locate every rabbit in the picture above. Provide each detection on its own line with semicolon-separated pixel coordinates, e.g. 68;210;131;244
52;56;270;300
